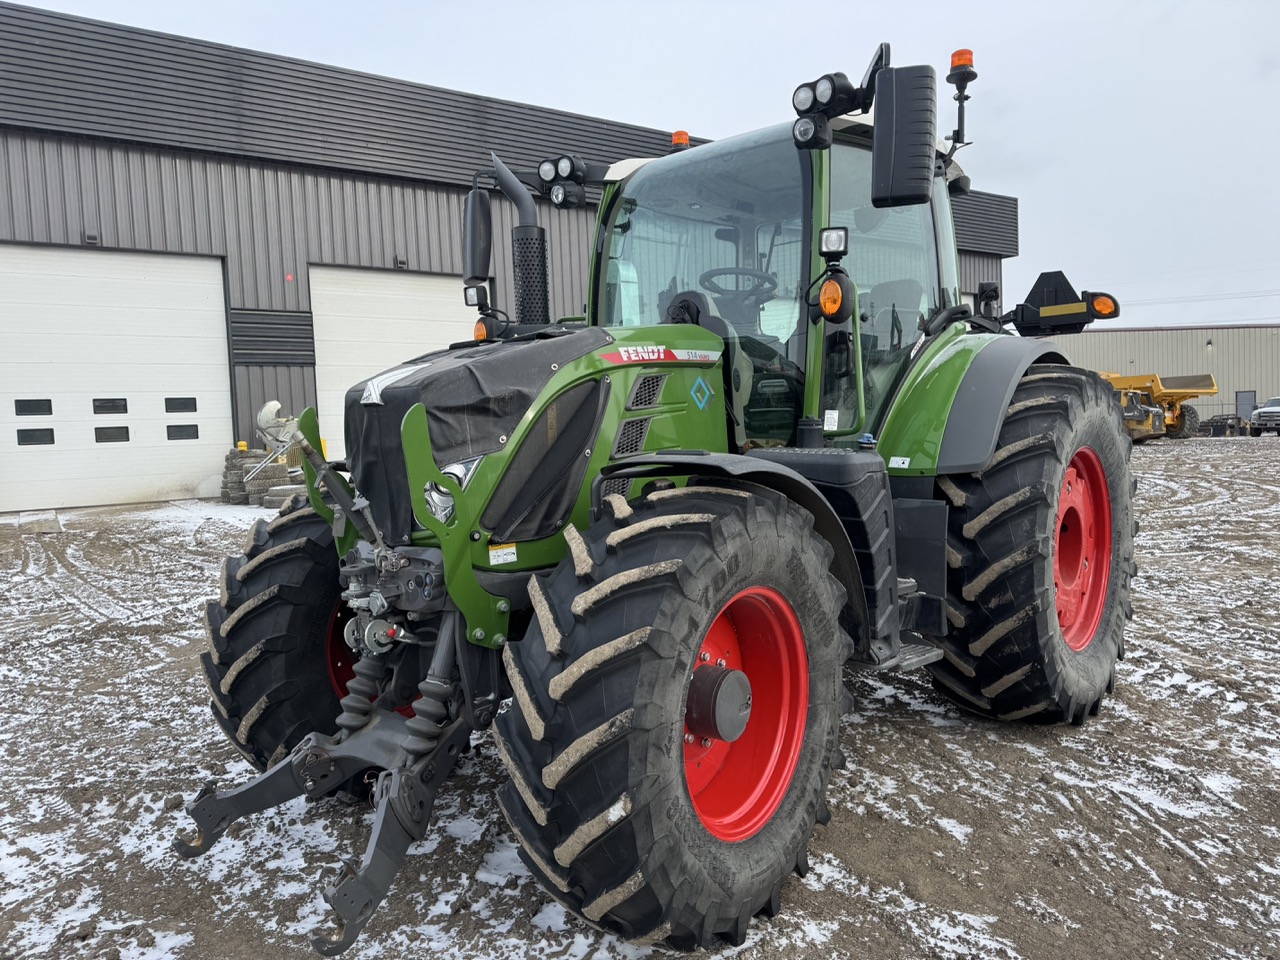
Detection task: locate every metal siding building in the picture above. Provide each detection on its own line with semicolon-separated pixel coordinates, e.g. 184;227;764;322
0;2;1019;507
953;191;1018;312
1048;326;1280;419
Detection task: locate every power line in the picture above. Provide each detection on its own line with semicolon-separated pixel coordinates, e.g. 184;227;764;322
1122;289;1280;307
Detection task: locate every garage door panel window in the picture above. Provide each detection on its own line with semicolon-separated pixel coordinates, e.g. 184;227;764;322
15;399;53;416
165;397;198;413
94;426;130;443
167;424;199;440
93;398;128;415
17;429;55;445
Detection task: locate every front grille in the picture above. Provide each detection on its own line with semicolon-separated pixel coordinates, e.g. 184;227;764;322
602;477;632;499
613;418;651;458
628;375;666;410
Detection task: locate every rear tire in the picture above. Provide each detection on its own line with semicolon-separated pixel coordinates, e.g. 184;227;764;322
494;483;846;947
926;367;1136;724
1166;403;1200;439
201;495;347;769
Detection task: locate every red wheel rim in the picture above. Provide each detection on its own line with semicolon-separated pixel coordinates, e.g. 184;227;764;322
683;586;809;842
325;603;355;697
1054;447;1112;652
325;604;418;717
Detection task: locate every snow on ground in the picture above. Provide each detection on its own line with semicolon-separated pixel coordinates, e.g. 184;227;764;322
1;439;1278;959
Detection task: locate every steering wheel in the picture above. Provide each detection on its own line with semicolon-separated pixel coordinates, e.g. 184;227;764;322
698;267;778;301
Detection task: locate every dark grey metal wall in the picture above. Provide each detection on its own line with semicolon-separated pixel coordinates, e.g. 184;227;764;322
0;2;695;191
0;127;599;442
0;128;596;318
952;191;1019;258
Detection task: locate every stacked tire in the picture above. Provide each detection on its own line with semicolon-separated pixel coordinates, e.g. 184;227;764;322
220;450;263;505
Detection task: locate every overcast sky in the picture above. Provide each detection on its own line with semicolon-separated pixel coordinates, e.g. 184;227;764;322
23;0;1280;327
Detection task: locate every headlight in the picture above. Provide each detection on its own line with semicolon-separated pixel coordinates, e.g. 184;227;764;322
792;84;815;113
423;456;483;525
538;160;557;183
556;156;574;179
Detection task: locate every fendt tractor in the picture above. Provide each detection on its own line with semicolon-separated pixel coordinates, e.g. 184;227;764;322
175;46;1136;954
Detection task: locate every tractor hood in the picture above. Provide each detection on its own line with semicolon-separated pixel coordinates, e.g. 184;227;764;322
344;326;614;544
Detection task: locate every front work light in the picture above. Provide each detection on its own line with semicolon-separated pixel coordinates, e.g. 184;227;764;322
792;113;832;150
792;83;816;113
555;155;586;182
537;160;557;183
813;72;855;110
464;284;488;310
550;182;586;208
819;227;849;259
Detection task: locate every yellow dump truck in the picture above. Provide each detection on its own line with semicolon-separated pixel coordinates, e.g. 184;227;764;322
1099;373;1218;442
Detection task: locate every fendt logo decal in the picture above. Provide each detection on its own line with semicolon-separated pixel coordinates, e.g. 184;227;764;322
600;346;722;365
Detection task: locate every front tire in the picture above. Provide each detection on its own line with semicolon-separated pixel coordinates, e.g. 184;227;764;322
495;483;847;947
201;495;348;769
926;366;1136;724
1166;402;1200;439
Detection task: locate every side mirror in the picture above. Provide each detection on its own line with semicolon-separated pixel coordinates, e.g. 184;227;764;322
463;188;492;285
871;65;937;208
977;280;1000;319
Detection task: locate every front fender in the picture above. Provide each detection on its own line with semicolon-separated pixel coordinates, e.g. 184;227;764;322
594;452;870;650
878;333;1070;477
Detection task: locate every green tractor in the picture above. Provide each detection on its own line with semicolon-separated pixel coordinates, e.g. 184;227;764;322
176;44;1135;955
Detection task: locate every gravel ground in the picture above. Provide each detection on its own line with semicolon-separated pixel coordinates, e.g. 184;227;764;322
1;437;1278;960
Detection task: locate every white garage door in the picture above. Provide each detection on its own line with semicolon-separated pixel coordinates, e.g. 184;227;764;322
0;245;232;513
310;267;476;460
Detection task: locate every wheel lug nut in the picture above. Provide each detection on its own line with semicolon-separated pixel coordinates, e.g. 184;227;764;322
716;658;726;667
684;733;695;744
700;738;712;748
699;652;711;662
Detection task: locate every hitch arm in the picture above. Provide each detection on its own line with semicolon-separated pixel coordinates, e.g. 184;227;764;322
309;716;473;955
173;710;411;858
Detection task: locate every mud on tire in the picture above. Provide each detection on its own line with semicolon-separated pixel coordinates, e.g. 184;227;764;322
926;366;1136;724
201;494;346;769
494;483;847;947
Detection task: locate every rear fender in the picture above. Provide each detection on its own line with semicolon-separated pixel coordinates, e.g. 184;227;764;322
878;334;1070;477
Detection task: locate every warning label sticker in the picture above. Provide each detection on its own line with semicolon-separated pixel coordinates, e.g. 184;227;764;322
488;543;518;565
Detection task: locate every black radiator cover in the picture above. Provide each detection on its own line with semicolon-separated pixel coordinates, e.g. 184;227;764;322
343;327;612;545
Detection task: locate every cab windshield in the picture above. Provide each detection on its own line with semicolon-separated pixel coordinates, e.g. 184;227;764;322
597;125;809;444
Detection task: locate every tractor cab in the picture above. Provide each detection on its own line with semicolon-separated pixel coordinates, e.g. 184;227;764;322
591;119;963;446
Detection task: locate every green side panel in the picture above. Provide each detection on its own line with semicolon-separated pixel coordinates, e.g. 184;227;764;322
876;327;1002;477
401;405;510;648
396;323;729;582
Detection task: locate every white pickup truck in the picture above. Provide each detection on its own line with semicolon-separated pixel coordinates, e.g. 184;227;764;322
1250;397;1280;436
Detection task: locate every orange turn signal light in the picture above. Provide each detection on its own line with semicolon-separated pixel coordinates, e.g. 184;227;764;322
1091;294;1118;317
819;278;844;317
951;49;974;70
473;319;489;341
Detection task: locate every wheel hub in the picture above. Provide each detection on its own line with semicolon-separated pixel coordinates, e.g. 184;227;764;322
685;665;752;743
